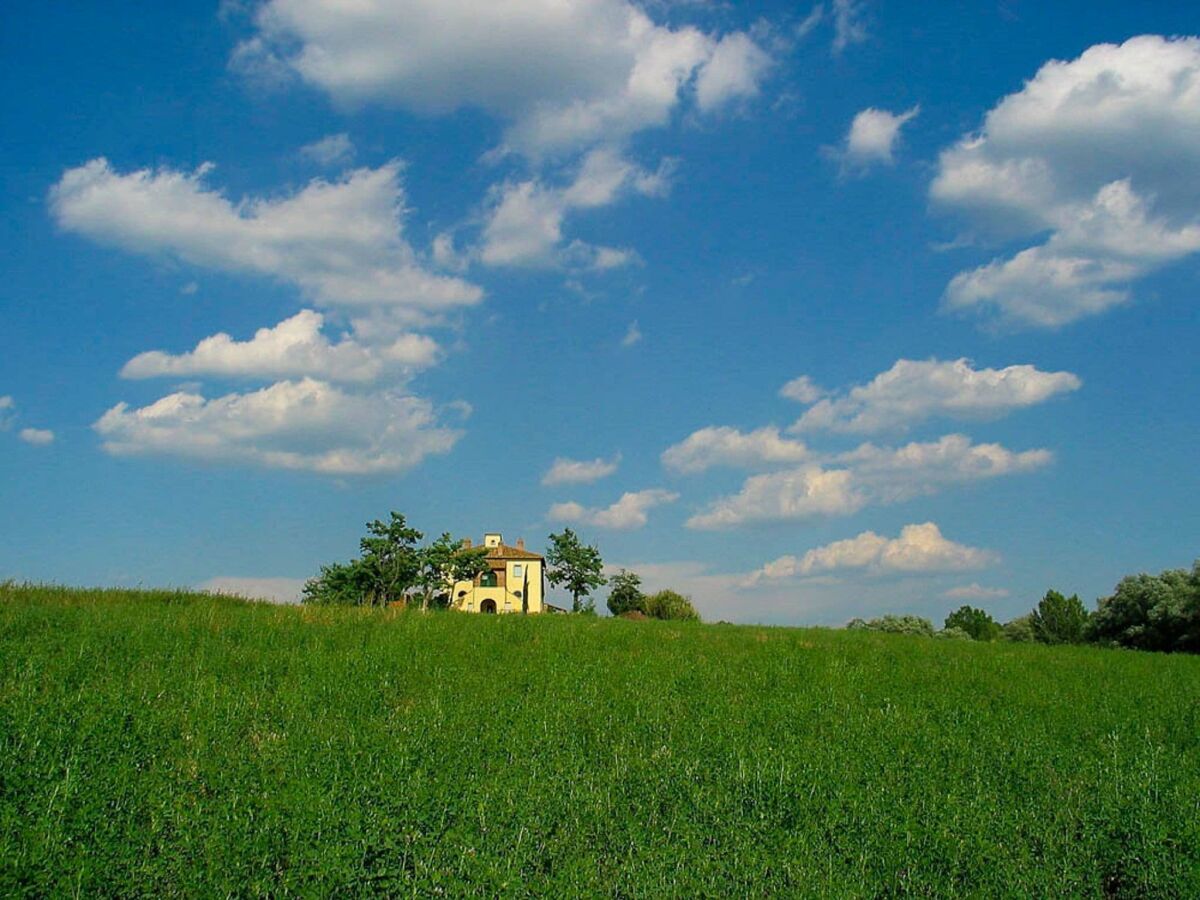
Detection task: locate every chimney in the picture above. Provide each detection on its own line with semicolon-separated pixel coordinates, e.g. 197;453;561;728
516;538;525;550
462;538;472;548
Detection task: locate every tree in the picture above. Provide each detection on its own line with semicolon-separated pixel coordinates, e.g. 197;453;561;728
606;569;645;616
302;560;370;606
1088;562;1200;653
412;533;491;612
357;512;424;606
642;589;700;621
545;528;606;613
943;605;1002;641
1029;589;1089;644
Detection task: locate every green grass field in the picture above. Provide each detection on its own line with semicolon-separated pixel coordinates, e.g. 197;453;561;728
2;584;1199;896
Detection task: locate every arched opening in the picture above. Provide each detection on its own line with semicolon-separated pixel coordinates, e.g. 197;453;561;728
480;598;497;614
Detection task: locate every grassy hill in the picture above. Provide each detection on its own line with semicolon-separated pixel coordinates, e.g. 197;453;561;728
2;584;1198;896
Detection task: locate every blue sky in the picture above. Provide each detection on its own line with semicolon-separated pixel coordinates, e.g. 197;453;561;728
2;0;1197;624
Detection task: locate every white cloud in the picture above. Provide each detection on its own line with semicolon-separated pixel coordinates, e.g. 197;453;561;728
237;0;771;159
831;0;868;54
748;522;996;583
94;378;460;475
944;583;1009;601
199;576;306;604
779;374;824;404
621;321;643;347
549;488;678;530
687;434;1051;529
686;466;864;529
299;132;356;167
836;433;1053;503
662;426;810;474
932;35;1200;327
120;310;439;383
0;396;13;430
50;158;481;313
842;105;919;168
695;32;773;112
541;454;621;486
479;148;670;268
18;428;55;446
791;357;1081;434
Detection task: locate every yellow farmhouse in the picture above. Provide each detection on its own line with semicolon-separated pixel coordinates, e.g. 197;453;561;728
450;533;551;614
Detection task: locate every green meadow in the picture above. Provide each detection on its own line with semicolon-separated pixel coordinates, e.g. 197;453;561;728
2;584;1198;896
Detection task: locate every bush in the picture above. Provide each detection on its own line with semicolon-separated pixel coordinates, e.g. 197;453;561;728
847;615;935;637
944;605;1002;641
936;626;973;640
1003;615;1036;643
642;590;700;621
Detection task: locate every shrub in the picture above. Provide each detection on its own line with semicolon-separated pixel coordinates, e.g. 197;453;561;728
847;615;935;637
606;570;645;616
1003;615;1036;643
642;589;700;621
936;626;973;640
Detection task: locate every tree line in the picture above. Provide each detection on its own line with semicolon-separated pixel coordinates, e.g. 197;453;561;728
850;560;1200;653
302;514;700;620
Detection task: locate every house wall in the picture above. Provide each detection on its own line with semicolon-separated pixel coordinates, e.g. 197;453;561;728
452;559;544;614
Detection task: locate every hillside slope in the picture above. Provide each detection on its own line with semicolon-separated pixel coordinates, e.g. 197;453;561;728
2;585;1198;896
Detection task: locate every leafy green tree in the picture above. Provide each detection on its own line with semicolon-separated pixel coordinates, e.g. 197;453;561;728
357;513;424;606
545;528;607;613
642;589;700;621
944;605;1002;641
302;560;370;606
1088;562;1200;652
1029;590;1089;644
412;533;491;612
1002;614;1036;642
606;569;645;616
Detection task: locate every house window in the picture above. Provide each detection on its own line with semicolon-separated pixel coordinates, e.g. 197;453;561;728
513;564;523;578
480;571;498;587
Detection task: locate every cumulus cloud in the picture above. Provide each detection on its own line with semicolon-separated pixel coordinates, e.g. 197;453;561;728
50;158;481;312
841;105;919;168
791;357;1081;434
686;466;864;529
662;426;810;474
299;132;355;167
687;434;1051;529
932;35;1200;328
549;488;678;530
944;583;1009;601
236;0;772;158
836;433;1052;503
779;375;825;405
748;522;996;583
541;454;621;486
120;310;439;383
199;576;306;604
480;148;670;267
94;378;461;475
621;321;643;347
18;428;55;446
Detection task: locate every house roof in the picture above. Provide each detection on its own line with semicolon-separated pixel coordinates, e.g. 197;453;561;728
484;542;544;561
